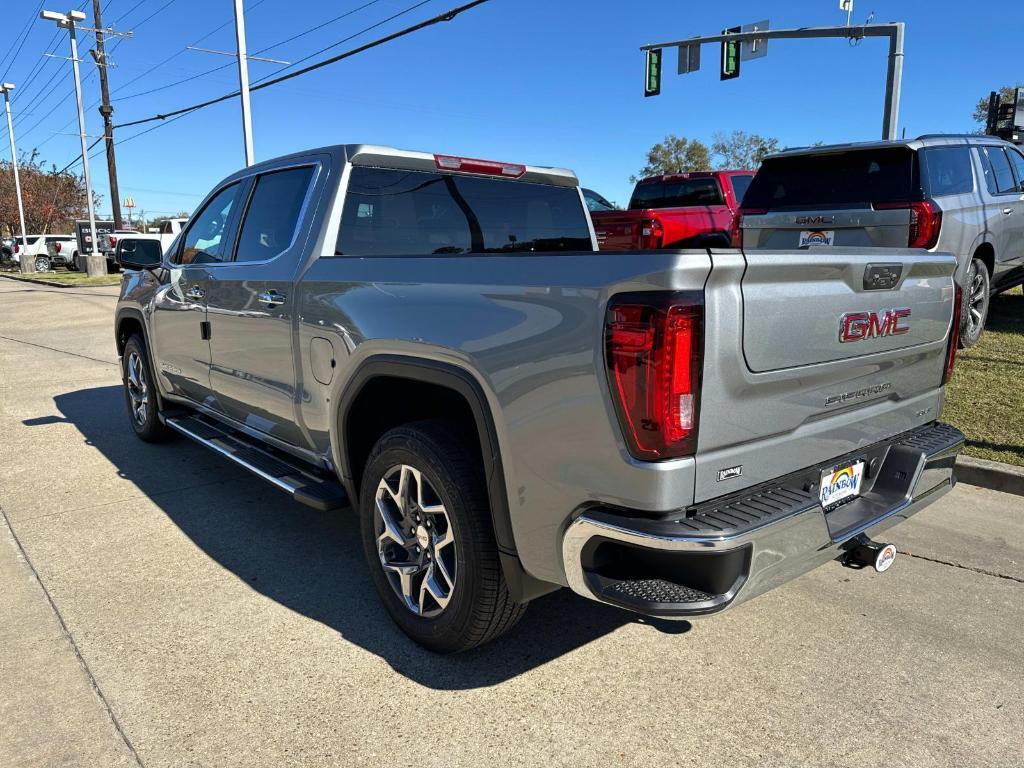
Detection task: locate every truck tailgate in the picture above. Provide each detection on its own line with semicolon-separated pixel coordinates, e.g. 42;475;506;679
694;247;957;503
591;211;646;250
742;248;953;371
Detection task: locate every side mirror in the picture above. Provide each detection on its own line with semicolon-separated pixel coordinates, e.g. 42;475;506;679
117;239;163;270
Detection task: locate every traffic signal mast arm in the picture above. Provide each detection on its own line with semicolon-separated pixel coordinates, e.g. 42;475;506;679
642;22;904;141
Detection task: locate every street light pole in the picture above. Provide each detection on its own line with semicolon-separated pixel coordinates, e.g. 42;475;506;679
0;83;31;274
233;0;255;166
41;8;105;276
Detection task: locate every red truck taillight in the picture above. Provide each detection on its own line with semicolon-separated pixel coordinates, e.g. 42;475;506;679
875;200;942;249
639;218;664;249
942;283;963;385
605;293;703;460
54;241;61;253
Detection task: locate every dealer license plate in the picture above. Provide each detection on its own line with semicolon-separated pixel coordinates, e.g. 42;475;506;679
819;461;865;510
799;229;835;247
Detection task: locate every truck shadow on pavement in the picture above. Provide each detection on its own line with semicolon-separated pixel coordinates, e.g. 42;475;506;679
48;385;690;690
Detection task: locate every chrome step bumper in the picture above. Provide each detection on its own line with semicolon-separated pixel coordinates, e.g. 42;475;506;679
561;422;964;618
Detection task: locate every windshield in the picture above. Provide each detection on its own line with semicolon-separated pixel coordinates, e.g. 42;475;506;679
337;167;593;256
629;177;724;209
742;147;920;210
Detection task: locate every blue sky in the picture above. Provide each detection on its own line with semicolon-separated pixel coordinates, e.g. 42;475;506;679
1;0;1020;219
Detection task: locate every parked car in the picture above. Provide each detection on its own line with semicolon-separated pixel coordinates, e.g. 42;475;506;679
1;236;14;261
45;235;78;269
582;187;617;213
590;170;753;250
115;144;964;653
734;135;1024;347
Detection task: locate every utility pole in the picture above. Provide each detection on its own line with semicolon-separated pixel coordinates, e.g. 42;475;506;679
41;8;104;276
91;0;121;229
0;83;31;274
233;0;255;167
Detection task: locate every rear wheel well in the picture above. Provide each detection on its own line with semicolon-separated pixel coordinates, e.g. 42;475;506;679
344;376;481;499
973;243;995;277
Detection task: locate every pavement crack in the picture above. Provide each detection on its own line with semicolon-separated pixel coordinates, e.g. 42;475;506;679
0;502;147;768
904;550;1023;584
0;334;118;366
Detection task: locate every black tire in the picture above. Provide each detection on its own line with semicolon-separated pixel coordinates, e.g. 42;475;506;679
121;334;169;442
959;257;990;348
67;252;79;271
359;420;525;653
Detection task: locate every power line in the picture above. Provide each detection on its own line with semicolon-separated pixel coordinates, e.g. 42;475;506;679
59;0;490;174
116;0;485;130
114;0;383;102
0;1;46;79
108;0;271;97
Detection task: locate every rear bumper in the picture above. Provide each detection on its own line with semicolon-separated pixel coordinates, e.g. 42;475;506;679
561;422;963;618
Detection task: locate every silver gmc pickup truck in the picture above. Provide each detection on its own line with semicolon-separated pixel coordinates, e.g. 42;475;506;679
115;144;965;652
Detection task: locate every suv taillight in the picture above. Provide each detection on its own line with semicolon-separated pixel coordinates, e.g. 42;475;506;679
605;293;703;460
730;207;766;248
875;200;942;249
942;283;963;385
639;218;664;249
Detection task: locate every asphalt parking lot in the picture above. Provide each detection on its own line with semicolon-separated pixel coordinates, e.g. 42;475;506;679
1;278;1022;768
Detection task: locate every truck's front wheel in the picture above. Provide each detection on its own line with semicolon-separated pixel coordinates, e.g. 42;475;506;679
121;334;168;442
359;420;525;653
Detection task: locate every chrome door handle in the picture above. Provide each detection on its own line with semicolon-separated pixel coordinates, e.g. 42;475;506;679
258;290;286;308
1003;208;1013;215
186;285;205;299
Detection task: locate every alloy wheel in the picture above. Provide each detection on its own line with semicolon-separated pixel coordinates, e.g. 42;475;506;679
966;262;987;337
125;351;149;427
374;463;457;617
34;256;49;272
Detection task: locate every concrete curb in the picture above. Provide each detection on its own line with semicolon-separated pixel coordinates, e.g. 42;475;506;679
0;273;119;289
956;455;1024;497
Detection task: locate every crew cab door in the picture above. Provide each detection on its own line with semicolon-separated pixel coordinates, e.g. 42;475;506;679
204;161;321;448
978;145;1024;285
150;181;244;407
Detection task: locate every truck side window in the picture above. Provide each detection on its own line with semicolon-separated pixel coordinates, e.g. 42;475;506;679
920;146;974;196
981;147;1017;195
176;182;240;265
1008;149;1024;192
234;166;314;263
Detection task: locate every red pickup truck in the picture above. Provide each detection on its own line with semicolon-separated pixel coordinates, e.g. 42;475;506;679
591;170;753;250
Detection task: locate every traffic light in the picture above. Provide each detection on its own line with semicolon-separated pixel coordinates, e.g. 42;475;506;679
644;48;662;97
720;27;741;80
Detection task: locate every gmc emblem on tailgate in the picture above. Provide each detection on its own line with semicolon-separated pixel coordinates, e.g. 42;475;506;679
794;215;834;225
839;308;911;343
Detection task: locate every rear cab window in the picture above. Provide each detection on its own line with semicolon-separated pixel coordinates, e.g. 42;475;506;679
743;147;919;210
920;146;974;196
336;167;592;257
629;177;724;209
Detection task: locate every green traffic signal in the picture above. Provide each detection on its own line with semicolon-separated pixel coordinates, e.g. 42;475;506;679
721;27;740;80
645;48;662;97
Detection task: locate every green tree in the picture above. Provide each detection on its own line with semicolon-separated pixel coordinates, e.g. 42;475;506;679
0;150;93;235
711;130;780;170
973;84;1022;127
631;134;711;182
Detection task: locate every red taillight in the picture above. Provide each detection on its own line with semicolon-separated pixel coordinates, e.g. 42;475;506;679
942;283;963;385
605;293;703;460
433;154;525;178
54;241;61;253
109;235;118;247
639;218;664;249
14;243;19;253
875;200;942;249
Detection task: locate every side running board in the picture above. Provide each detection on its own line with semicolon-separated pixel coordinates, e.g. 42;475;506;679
164;413;348;512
